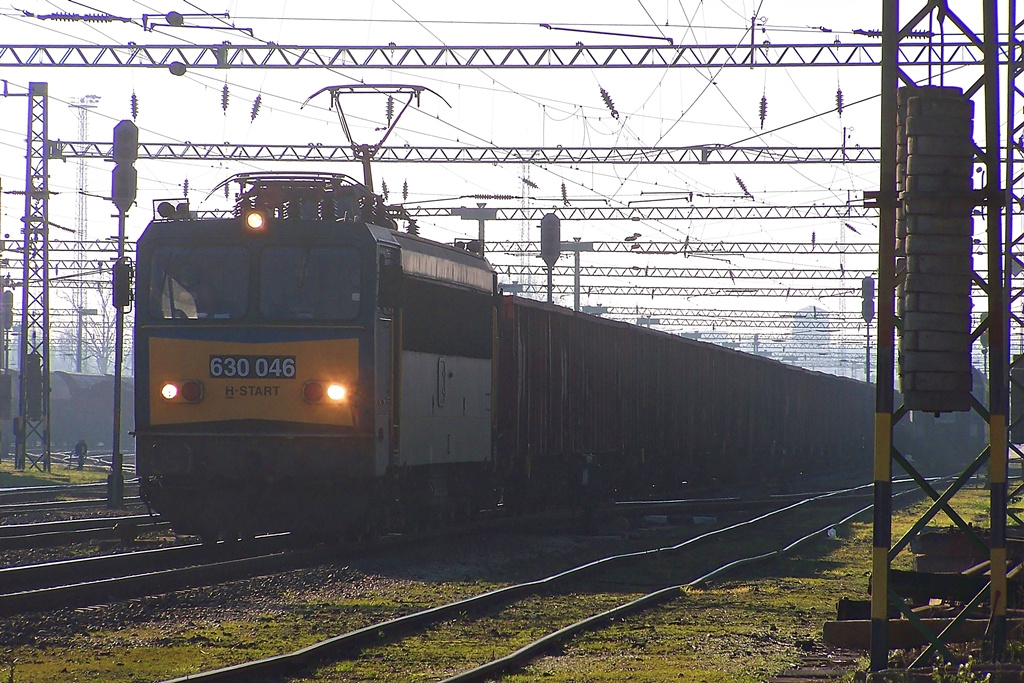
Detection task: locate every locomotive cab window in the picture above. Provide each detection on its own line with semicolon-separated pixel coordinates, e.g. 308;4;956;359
259;247;361;321
150;246;249;321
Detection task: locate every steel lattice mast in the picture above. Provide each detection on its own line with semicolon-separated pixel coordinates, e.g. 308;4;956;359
15;83;50;472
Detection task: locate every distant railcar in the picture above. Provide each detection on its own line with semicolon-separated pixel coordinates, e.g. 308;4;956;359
2;371;132;454
892;367;988;475
50;372;133;451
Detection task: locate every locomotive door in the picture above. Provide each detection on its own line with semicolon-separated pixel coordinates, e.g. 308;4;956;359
375;316;393;476
375;245;401;476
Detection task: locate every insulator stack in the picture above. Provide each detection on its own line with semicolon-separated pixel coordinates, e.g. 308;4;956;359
896;86;975;413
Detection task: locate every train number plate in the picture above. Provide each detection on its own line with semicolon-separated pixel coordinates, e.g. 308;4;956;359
209;355;296;379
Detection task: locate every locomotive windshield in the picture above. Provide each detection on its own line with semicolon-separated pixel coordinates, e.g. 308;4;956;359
149;246;249;320
260;246;361;320
148;245;361;322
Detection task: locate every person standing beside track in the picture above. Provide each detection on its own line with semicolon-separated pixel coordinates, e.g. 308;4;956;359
74;438;88;470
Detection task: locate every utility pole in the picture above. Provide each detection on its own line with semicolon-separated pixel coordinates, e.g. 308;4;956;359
453;204;497;256
563;238;595;312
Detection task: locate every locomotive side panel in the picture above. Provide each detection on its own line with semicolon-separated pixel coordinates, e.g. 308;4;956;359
393;238;495;473
398;351;492;466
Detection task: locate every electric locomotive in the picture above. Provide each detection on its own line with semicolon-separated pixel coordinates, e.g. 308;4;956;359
135;173;497;540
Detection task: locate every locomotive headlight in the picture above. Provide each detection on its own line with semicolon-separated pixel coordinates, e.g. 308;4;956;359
244;209;267;231
160;380;204;402
303;381;348;403
326;383;347;401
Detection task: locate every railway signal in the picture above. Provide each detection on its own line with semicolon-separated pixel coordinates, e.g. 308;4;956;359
862;276;875;383
111;120;138;213
861;276;875;323
541;213;560;303
109;119;137;510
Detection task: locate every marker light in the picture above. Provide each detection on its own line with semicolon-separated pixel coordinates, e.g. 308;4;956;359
181;380;204;402
326;383;347;401
244;209;267;231
303;381;324;403
161;383;178;400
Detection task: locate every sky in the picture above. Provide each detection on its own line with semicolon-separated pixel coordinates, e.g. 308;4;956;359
0;0;1007;375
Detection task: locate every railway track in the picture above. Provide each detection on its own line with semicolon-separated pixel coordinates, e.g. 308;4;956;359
0;487;845;616
0;508;537;617
0;534;323;616
0;514;168;550
0;496;146;516
149;482;912;683
0;479;139;505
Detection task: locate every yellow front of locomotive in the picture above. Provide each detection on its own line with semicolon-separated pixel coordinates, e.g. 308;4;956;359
136;180;398;540
148;336;358;429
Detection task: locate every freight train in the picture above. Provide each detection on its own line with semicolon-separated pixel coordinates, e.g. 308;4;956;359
0;371;133;455
135;172;877;541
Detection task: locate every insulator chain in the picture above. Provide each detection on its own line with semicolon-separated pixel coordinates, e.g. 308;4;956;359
221;84;229;113
251;94;262;121
599;87;620;120
130;92;139;120
735;175;753;199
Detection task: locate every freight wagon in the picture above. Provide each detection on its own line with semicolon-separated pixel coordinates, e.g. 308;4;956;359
495;296;875;507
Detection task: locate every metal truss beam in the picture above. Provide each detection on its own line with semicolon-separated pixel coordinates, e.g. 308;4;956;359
606;308;987;329
603;306;860;319
28;238;122;254
496;265;876;280
487;240;877;255
16;83;50;472
410;204;877;221
55;141;880;165
508;283;855;297
16;238;878;259
648;317;867;330
0;41;995;70
604;313;866;330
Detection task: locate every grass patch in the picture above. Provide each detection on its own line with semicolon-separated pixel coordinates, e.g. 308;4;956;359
1;577;505;682
0;460;108;487
502;485;996;682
